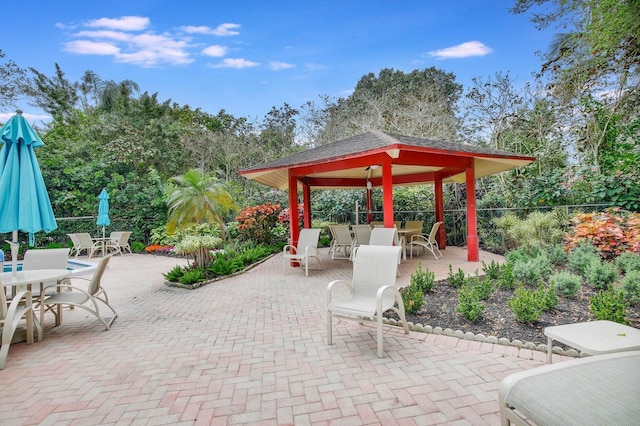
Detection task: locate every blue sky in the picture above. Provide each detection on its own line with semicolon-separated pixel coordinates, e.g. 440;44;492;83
1;0;556;124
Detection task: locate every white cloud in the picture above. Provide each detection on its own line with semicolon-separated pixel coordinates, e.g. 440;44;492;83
182;23;240;36
0;112;51;123
66;31;192;66
86;16;150;31
209;58;260;69
305;63;326;71
211;23;241;36
269;61;295;71
64;40;120;55
202;45;228;57
428;41;492;59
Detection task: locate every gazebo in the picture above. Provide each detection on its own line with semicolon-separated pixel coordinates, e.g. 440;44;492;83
240;131;535;261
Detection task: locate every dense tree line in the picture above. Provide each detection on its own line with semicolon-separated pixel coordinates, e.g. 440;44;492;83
0;1;638;244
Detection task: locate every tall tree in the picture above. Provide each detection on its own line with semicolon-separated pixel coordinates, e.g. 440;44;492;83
0;49;26;109
165;169;237;240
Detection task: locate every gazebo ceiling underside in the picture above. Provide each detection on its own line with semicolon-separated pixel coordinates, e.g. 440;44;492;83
240;131;535;191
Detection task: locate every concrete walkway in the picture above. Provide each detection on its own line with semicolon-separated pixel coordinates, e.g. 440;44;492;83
0;248;561;425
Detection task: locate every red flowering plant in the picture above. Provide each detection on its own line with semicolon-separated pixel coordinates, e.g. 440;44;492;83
236;203;282;245
564;207;640;259
278;206;304;224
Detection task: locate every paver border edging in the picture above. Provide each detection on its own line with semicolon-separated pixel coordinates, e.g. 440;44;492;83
384;318;581;359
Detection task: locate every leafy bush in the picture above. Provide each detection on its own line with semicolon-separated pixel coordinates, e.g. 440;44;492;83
585;259;618;290
447;265;466;289
621;270;640;305
567;242;600;276
550;271;582;298
163;265;185;282
402;283;425;315
482;260;501;280
512;255;553;287
178;268;206;284
545;243;567;266
237;245;272;265
466;274;494;301
411;262;435;293
208;255;244;276
535;284;558;311
616;252;640;274
564;208;640;259
130;241;146;253
494;210;565;250
590;288;629;324
174;234;222;269
456;284;485;322
498;262;516;289
508;286;543;323
235;203;282;245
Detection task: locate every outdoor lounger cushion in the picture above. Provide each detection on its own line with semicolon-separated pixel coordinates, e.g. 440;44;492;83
498;350;640;425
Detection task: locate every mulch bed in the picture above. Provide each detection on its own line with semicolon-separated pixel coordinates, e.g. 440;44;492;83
386;281;640;347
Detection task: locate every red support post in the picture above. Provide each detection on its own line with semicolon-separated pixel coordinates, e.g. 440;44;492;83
465;166;479;262
434;175;446;249
288;171;300;266
382;155;394;227
302;181;312;228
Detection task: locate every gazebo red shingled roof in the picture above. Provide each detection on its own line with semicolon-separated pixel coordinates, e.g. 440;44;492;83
240;130;535;261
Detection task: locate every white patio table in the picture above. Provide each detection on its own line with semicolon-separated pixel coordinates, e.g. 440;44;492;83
1;269;71;340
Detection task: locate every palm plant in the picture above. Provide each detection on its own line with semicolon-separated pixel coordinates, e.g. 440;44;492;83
165;169;237;240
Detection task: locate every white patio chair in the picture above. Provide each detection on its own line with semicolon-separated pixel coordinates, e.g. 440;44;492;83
369;227;396;246
22;248;71;325
326;245;408;358
1;286;40;369
351;224;372;247
409;221;443;260
42;255;117;330
328;225;354;260
105;231;132;255
68;233;101;258
283;228;322;277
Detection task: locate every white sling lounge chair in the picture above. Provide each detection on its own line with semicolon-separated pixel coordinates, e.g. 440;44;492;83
68;233;101;258
409;221;443;260
326;245;409;358
283;228;322;277
42;255;117;330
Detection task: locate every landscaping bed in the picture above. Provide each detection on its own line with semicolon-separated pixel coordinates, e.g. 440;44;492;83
391;281;640;347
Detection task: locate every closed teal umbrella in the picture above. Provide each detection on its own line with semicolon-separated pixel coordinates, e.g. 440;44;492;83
0;110;57;273
97;188;110;238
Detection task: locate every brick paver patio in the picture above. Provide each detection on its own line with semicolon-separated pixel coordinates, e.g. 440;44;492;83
0;247;563;425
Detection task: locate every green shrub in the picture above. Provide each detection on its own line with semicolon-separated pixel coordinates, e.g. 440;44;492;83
535;284;558;311
235;203;282;245
178;268;206;284
567;242;600;276
238;245;272;265
550;271;582;298
163;265;185;282
411;262;435;293
498;262;516;289
616;252;640;274
131;241;146;253
467;274;494;301
621;270;640;305
456;284;485;321
508;286;543;323
590;288;629;324
512;260;542;287
447;265;466;289
585;259;618;290
546;243;567;266
482;260;502;280
208;256;244;276
402;283;424;315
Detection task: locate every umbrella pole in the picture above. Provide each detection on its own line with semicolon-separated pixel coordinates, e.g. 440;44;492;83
11;230;18;276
